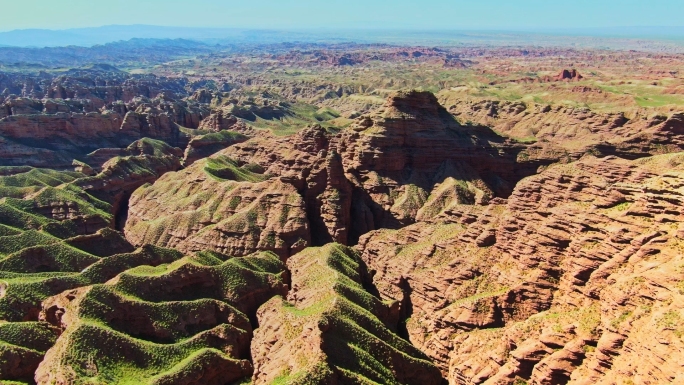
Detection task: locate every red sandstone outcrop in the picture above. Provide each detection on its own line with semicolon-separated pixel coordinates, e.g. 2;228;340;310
133;91;587;253
556;69;583;81
0;73;209;168
197;108;240;131
0;71;192;105
220;125;354;245
73;138;184;230
446;98;684;160
36;250;287;385
81;137;183;171
333;90;553;240
124;153;311;259
357;153;684;384
182;128;252;166
3;77;683;383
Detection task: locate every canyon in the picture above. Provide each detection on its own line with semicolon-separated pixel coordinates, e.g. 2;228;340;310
0;41;682;384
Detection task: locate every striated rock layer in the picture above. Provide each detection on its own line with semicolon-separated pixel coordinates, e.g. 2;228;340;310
0;165;188;382
0;92;208;168
220;125;354;246
125;153;311;259
445;98;684;160
251;243;443;385
219;91;557;244
357;153;684;384
333;90;551;240
36;250;288;385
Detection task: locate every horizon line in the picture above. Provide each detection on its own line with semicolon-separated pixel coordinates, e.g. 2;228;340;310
2;24;684;33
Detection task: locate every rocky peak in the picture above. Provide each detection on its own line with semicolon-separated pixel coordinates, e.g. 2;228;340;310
557;68;583;81
292;124;329;154
383;89;444;118
350;90;459;136
189;88;214;104
662;112;684;134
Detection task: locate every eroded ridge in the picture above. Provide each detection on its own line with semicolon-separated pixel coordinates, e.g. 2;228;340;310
0;164;186;383
251;243;443;384
36;250;288;384
357;153;684;384
124;153;311;259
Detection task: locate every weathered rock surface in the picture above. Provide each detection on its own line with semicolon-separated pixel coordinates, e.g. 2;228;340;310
0;322;57;382
182;129;250;166
81;136;184;171
221;125;354;246
125;153;311;258
0;165;193;382
0;72;210;169
73;138;185;230
556;69;583;81
333;90;554;241
446;98;684;160
0;71;191;105
3;59;684;385
214;92;558;246
132;90;684;263
251;243;443;385
357;153;684;384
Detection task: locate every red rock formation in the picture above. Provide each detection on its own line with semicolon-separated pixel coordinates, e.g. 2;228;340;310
251;244;443;385
447;99;684;160
197;108;240;131
36;250;287;385
357;153;684;384
134;91;579;252
556;69;583;81
182;128;252;166
0;89;208;168
124;153;311;259
333;90;552;240
221;125;354;245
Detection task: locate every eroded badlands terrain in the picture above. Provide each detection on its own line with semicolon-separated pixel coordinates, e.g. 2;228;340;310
0;43;683;384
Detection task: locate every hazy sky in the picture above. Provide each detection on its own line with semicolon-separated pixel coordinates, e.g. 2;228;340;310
1;0;682;31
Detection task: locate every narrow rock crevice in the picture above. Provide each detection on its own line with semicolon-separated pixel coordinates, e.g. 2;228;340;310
114;191;131;232
396;277;414;341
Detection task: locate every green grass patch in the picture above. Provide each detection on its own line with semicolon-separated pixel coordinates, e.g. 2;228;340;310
263;244;441;383
203;156;269;183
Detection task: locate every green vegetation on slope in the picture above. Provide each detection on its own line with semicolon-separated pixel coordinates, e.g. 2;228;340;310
247;102;346;136
37;251;287;384
204;155;269;183
0;165;193;383
254;243;442;385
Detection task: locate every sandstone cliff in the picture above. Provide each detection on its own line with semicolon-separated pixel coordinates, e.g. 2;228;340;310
0;72;210;169
357;153;684;384
445;98;684;160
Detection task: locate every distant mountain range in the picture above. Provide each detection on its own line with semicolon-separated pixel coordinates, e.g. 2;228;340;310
0;25;216;47
1;25;684;48
0;25;344;48
0;38;220;68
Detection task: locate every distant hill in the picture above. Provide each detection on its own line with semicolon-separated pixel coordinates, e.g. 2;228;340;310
2;25;684;49
0;25;331;48
0;25;224;47
0;38;217;67
0;25;683;61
